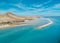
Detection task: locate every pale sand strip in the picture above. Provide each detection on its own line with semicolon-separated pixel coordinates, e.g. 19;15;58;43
0;24;29;29
0;20;30;29
37;18;53;29
0;24;10;28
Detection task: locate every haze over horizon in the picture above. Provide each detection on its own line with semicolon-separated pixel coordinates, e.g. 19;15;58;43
0;0;60;16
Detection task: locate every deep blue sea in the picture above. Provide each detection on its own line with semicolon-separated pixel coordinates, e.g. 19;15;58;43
0;16;60;43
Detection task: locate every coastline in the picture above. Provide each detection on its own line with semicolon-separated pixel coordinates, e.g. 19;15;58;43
0;18;53;29
0;12;42;29
0;20;33;29
0;24;29;30
0;18;39;29
37;18;53;29
0;21;30;29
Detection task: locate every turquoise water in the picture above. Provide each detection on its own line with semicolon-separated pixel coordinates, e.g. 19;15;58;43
0;17;60;43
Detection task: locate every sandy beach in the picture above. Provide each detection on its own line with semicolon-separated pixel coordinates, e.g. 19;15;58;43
37;18;53;29
0;22;29;29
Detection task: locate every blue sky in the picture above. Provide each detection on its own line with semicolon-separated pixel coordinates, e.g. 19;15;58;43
0;0;60;16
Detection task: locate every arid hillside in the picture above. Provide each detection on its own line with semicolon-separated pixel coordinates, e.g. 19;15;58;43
0;12;41;25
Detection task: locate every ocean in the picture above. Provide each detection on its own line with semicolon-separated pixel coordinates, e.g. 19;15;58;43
0;16;60;43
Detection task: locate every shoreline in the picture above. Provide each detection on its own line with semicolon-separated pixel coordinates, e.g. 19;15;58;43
0;24;29;30
0;18;53;29
0;21;28;29
37;18;53;29
0;20;33;29
0;18;38;29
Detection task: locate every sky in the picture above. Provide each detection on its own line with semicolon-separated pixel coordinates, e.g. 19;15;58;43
0;0;60;16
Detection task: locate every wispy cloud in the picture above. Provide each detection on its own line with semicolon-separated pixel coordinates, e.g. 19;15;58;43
10;0;53;13
13;3;26;10
43;0;52;4
32;0;52;8
8;8;18;12
13;3;36;11
53;4;60;8
0;8;18;14
0;0;60;16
